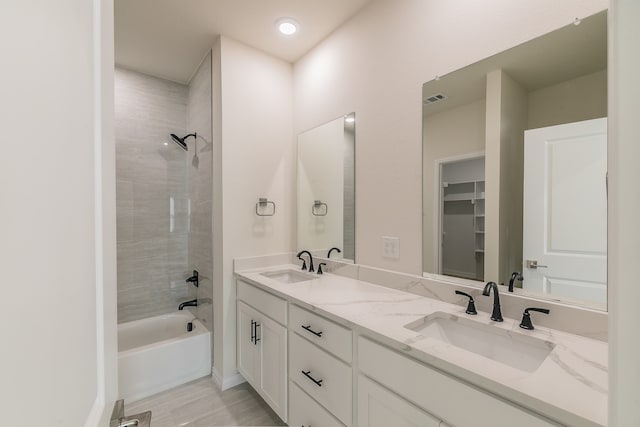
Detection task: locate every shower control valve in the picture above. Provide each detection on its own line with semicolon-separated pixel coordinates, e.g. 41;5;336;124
186;270;199;287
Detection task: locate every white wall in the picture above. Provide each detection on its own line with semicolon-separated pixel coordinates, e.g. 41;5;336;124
212;36;295;386
294;0;608;275
497;71;528;285
422;99;486;272
528;70;607;129
0;0;117;425
609;1;640;425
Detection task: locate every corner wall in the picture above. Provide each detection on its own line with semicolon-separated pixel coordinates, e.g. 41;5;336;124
212;36;295;386
187;51;214;336
485;70;529;283
609;0;640;424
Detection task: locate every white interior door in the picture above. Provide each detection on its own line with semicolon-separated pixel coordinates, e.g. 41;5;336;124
522;118;607;304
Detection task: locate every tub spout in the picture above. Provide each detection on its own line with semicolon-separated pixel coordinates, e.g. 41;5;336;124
178;299;197;310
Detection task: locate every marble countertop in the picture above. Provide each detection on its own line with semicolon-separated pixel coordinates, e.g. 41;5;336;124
235;264;608;427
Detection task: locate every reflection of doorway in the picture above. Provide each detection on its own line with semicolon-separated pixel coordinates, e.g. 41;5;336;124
435;154;485;280
522;118;607;304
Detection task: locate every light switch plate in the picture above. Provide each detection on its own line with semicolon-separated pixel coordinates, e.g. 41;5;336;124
381;236;400;259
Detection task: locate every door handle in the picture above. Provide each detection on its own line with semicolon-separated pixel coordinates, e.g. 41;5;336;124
250;320;255;343
526;259;548;269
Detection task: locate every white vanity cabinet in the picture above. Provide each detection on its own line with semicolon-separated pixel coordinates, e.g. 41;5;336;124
357;375;441;427
358;337;559;427
289;381;345;427
288;304;353;427
236;281;287;422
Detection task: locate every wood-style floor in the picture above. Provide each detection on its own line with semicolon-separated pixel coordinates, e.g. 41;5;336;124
124;376;286;427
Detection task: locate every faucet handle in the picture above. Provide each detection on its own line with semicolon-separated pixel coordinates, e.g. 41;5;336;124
317;263;327;275
519;307;550;330
298;257;307;271
454;290;477;315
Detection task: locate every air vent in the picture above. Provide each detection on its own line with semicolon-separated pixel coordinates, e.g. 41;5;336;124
423;93;447;105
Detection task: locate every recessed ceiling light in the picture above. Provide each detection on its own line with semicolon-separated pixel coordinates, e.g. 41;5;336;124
276;18;299;36
345;115;355;124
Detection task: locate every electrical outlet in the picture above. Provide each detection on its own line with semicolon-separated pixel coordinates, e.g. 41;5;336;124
381;236;400;259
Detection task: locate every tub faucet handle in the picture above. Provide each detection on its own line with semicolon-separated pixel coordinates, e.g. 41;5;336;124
185;270;199;287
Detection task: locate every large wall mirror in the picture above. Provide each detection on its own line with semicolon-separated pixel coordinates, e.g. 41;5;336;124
297;113;356;262
422;11;607;310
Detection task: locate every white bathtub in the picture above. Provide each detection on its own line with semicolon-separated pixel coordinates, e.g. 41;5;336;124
118;311;211;402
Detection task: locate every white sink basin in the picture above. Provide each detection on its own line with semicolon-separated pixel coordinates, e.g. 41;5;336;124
260;269;315;284
405;312;554;373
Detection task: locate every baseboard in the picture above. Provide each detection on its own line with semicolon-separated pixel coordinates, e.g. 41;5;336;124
212;367;246;391
84;397;105;427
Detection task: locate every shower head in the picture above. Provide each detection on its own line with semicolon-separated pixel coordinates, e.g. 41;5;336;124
169;132;197;151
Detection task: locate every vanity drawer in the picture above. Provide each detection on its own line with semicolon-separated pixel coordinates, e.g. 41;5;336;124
358;337;558;427
237;280;287;325
290;332;352;426
290;304;352;363
289;381;345;427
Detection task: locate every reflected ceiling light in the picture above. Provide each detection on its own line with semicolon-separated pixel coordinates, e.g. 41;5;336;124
345;115;355;123
276;18;299;36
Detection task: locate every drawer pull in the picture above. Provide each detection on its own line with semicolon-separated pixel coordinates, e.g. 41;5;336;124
301;370;323;387
301;324;323;337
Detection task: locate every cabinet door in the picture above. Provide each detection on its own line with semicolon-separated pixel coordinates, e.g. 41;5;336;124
259;314;287;421
289;381;344;427
237;302;260;387
358;375;440;427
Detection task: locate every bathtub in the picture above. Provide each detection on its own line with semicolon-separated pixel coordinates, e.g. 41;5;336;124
118;311;211;402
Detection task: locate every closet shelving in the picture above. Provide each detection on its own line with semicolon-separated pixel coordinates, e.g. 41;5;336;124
442;178;485;279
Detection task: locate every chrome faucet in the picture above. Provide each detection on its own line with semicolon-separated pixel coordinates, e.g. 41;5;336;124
296;250;314;273
178;299;197;310
482;282;503;322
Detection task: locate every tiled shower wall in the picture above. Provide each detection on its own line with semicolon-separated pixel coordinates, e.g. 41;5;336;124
187;52;214;333
115;63;213;325
115;68;190;323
